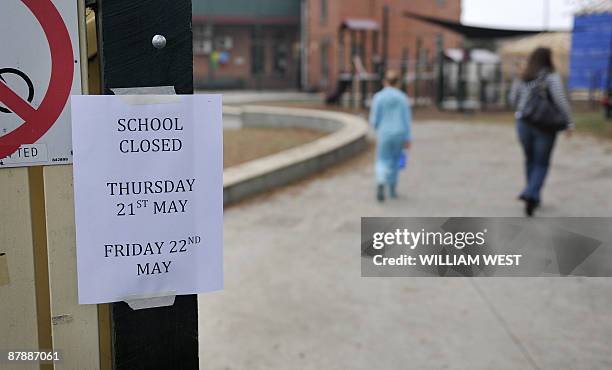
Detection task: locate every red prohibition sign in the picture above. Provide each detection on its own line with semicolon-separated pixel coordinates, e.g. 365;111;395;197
0;0;74;159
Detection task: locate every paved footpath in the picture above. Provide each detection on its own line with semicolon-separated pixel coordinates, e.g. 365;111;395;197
199;121;612;370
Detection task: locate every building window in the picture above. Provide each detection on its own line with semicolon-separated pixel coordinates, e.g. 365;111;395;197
251;28;265;74
274;34;289;76
193;24;212;55
215;36;233;51
436;0;447;6
320;39;330;87
436;33;445;53
320;0;328;25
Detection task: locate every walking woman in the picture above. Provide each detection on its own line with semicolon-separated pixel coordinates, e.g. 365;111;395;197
510;47;573;216
369;70;412;202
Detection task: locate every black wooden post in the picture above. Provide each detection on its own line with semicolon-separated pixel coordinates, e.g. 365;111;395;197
97;1;197;369
457;59;465;113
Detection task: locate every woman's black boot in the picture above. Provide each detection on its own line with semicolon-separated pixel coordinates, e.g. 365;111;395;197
525;198;539;217
377;185;385;202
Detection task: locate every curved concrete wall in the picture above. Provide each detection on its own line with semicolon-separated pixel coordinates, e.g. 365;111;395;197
222;105;368;205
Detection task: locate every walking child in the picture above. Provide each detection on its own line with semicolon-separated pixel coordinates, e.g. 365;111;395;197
369;70;412;202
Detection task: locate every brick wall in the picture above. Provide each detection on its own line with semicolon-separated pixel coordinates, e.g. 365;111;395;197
194;24;300;89
305;0;462;93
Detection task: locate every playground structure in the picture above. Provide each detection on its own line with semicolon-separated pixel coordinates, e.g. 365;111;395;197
325;18;383;108
323;11;547;111
324;11;562;111
326;41;505;112
438;48;502;111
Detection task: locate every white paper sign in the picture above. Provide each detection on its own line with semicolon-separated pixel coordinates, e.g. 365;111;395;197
71;95;223;304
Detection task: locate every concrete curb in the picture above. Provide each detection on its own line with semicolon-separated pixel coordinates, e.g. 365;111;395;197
222;105;369;205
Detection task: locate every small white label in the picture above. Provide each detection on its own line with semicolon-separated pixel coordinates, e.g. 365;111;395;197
1;144;48;165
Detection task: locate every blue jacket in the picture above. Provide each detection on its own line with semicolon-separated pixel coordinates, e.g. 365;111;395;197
369;87;412;141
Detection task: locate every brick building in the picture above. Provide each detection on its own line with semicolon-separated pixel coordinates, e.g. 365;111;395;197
193;0;302;90
192;0;462;92
304;0;462;93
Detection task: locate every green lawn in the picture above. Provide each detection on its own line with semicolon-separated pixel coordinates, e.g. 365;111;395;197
256;101;612;140
574;111;612;140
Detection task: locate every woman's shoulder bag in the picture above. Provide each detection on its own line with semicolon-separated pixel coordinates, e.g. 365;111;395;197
520;74;569;132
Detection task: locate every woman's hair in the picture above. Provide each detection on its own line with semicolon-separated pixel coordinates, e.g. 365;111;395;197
522;47;555;81
385;70;400;87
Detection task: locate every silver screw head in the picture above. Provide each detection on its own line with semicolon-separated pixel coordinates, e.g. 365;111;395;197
152;35;167;49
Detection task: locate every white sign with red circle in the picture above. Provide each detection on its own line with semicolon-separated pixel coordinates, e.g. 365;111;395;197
0;0;81;168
